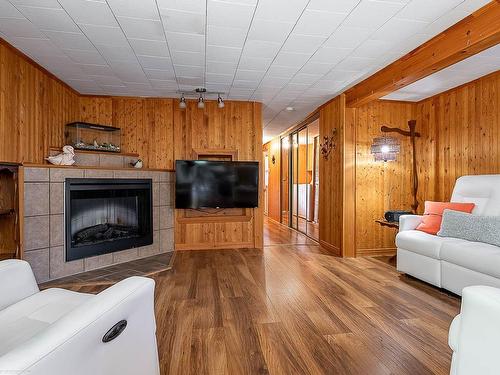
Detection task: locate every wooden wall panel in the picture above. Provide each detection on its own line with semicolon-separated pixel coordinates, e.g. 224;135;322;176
319;95;344;255
263;138;281;222
0;40;79;164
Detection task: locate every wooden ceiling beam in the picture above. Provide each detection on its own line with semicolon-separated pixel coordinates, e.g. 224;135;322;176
345;1;500;107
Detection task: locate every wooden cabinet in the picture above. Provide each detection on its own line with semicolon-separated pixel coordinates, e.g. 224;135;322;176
0;163;22;260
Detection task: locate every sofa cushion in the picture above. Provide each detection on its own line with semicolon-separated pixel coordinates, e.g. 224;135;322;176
0;288;93;357
396;230;467;259
438;210;500;247
441;241;500;279
416;201;475;235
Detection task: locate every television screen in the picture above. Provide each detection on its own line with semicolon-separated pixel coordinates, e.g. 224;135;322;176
175;160;259;209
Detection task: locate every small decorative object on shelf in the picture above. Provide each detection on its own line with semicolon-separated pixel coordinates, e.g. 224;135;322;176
46;145;75;166
320;128;337;160
65;122;121;153
130;159;143;169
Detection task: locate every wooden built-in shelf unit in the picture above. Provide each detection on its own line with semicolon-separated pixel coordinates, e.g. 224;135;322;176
0;163;22;260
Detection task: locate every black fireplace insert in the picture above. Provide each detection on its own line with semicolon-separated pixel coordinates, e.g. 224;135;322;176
65;178;153;261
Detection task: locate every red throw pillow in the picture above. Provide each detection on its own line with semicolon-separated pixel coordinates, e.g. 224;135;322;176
416;201;475;235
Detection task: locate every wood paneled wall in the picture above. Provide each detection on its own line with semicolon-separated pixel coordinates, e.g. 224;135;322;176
1;38;263;250
0;40;79;163
263;137;281;222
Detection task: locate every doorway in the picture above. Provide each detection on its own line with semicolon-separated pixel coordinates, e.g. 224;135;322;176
281;118;320;241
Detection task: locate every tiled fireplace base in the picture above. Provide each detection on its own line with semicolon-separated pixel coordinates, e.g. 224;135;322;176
23;166;174;283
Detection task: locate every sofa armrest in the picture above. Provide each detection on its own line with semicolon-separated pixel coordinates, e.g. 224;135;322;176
0;260;39;310
449;286;500;375
0;276;160;375
398;215;423;232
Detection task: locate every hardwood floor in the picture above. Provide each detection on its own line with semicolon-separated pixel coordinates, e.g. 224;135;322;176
73;218;460;374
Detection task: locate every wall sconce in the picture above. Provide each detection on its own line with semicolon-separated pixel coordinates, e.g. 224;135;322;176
320;128;337;160
370;120;420;212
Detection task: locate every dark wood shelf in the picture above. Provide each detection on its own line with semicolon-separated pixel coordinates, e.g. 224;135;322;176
375;219;399;229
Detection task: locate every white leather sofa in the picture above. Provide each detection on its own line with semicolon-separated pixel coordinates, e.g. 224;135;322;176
0;259;160;375
449;285;500;375
396;175;500;295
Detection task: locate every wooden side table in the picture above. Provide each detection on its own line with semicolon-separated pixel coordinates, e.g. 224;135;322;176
375;219;399;229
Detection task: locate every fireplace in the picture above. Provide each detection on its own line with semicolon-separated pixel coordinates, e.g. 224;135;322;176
65;178;153;261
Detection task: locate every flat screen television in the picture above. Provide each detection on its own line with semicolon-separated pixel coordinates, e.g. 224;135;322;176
175;160;259;209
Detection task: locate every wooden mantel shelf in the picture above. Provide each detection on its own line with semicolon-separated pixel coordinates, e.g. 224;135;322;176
49;146;139;158
22;162;174;173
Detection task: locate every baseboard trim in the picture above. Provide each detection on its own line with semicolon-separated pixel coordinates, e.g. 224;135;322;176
357;247;397;257
320;240;341;256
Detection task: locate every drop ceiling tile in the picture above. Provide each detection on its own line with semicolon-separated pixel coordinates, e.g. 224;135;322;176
149;79;177;89
207;0;255;29
88;75;124;86
299;61;337;75
9;0;62;8
254;0;309;23
0;0;25;18
117;17;165;41
242;40;281;59
266;65;300;78
106;0;160;20
238;56;273;71
282;34;327;54
324;25;373;49
78;64;113;76
173;64;203;76
247;18;294;43
309;47;351;64
234;69;266;81
289;73;323;84
177;76;203;85
260;76;289;88
63;48;107;65
335;56;375;71
96;44;136;61
161;9;205;35
42;30;94;50
232;79;260;89
58;0;118;27
205;83;231;92
144;68;176;80
157;0;206;13
351;39;393;59
138;55;172;70
129;38;170;57
344;0;405;29
206;60;238;75
206;45;241;63
79;24;129;47
294;10;347;37
397;0;462;22
371;17;429;43
307;0;360;13
17;6;80;33
0;18;46;38
207;25;247;48
171;50;204;66
273;52;310;67
8;37;64;56
166;32;204;53
206;73;234;84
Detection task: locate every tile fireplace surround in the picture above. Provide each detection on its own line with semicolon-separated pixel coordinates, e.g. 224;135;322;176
23;165;174;283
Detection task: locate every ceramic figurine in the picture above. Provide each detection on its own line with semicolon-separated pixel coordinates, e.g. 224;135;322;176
131;159;143;169
46;145;76;166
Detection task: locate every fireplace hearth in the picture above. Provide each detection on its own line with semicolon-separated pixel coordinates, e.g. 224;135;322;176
65;178;153;261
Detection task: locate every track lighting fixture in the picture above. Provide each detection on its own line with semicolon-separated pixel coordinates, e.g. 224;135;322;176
217;94;224;109
179;95;186;109
197;94;205;109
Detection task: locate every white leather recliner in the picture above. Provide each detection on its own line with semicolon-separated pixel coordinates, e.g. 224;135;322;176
0;259;160;375
449;286;500;375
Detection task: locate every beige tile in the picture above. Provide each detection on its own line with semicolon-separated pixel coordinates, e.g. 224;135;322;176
50;183;64;214
159;171;173;182
74;152;99;167
153;183;160;207
114;169;138;179
152;230;160;252
49;168;84;182
159;182;173;206
50;214;64;247
137;243;160;258
160;228;174;253
153;206;160;231
24;215;50;251
112;248;138;263
141;171;160;183
24;248;50;283
99;154;124;168
84;169;114;178
24;167;49;182
24;183;49;216
49;246;84;279
159;206;174;229
84;253;113;271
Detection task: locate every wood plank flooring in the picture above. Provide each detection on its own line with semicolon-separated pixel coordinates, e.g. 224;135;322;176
72;217;460;374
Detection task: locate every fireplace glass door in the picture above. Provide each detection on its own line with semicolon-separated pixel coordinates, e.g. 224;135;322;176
65;179;153;261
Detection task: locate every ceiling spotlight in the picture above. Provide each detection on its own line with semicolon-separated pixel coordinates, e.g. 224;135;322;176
217;94;225;109
197;94;205;109
285;106;295;111
179;94;186;109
